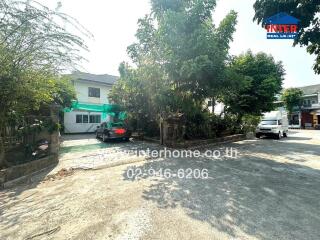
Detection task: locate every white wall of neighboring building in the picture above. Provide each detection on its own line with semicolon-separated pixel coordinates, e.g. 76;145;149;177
74;80;112;104
213;102;225;115
206;99;225;115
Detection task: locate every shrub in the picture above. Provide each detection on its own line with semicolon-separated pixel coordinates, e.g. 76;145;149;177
241;115;261;133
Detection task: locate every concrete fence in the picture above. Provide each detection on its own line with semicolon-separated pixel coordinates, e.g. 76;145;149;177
0;154;58;188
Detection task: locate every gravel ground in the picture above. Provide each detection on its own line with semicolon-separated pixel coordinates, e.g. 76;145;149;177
1;130;320;240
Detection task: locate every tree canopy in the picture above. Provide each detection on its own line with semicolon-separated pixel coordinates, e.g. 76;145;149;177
110;0;288;137
223;51;285;117
0;0;90;116
110;0;238;122
281;87;303;113
0;0;89;166
253;0;320;74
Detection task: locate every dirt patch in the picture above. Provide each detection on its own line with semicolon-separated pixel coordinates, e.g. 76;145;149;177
44;168;74;181
25;226;61;240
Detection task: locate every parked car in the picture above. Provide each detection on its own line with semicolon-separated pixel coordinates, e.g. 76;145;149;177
96;121;131;141
255;110;289;139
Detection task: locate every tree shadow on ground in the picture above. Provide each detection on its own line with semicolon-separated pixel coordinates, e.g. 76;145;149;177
122;139;320;240
260;135;312;141
0;163;59;230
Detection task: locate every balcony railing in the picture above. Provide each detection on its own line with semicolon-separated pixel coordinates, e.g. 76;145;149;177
302;103;320;109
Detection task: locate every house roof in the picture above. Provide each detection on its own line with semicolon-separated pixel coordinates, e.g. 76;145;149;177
263;12;300;25
298;84;320;95
67;71;119;85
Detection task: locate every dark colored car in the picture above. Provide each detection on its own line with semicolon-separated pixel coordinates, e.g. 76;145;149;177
96;122;131;141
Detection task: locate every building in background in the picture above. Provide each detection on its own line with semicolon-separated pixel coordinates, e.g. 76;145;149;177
205;84;320;130
289;84;320;129
206;100;225;115
63;72;118;133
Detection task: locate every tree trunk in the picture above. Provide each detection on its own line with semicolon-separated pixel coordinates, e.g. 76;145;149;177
0;126;8;169
236;113;243;130
211;97;215;113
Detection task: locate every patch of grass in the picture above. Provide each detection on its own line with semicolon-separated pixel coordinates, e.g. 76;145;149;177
59;143;109;154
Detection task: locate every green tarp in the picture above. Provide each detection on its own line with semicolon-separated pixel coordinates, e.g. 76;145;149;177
63;100;127;121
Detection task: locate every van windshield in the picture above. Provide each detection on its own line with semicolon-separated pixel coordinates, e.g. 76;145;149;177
260;120;277;125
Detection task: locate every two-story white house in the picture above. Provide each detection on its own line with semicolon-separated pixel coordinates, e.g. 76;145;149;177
63;71;118;133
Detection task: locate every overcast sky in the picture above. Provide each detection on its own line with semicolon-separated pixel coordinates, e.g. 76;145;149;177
43;0;319;88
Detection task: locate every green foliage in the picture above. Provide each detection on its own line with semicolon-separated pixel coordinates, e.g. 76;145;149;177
111;0;285;139
281;88;303;113
0;0;87;117
44;120;61;134
0;0;88;166
253;0;320;74
16;118;61;136
0;0;90;72
111;0;238;135
185;112;245;139
223;51;285;117
241;114;261;133
53;77;77;108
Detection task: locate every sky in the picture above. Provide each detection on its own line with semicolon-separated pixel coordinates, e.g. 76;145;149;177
43;0;319;88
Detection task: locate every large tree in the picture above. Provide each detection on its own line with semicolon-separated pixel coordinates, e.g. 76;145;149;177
111;0;237;124
223;51;285;119
0;0;89;113
281;88;303;113
253;0;320;74
0;0;90;167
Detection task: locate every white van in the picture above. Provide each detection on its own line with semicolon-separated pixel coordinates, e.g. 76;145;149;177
255;110;289;139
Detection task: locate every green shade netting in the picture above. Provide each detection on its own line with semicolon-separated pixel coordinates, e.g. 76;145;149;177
63;100;127;121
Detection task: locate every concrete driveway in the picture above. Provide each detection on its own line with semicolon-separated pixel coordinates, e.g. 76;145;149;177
1;130;320;240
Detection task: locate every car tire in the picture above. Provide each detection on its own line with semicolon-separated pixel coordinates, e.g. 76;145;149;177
276;132;281;139
255;133;260;138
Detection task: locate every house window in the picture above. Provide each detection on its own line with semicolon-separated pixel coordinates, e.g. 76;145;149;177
83;115;89;123
88;87;100;98
89;115;101;123
76;114;83;123
76;114;89;123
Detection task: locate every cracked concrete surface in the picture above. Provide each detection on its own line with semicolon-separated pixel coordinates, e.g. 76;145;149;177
0;130;320;240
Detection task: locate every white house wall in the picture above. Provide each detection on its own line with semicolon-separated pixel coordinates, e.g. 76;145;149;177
64;111;103;133
74;80;112;104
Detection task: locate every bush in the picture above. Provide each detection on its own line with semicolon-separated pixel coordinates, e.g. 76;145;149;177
185;112;242;139
145;120;160;137
125;115;159;137
241;114;261;133
127;110;260;140
185;111;213;139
